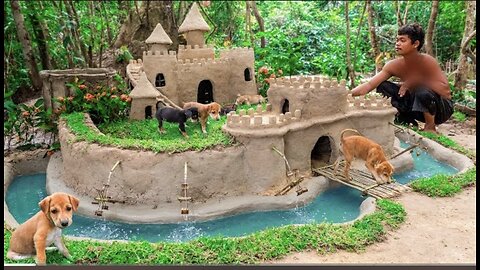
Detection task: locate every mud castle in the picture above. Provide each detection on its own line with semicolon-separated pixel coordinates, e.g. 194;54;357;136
127;2;257;120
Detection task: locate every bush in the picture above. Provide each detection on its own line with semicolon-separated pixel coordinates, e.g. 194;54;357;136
55;80;131;124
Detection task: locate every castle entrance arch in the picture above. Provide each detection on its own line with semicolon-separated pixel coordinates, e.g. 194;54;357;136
197;80;214;104
311;136;333;169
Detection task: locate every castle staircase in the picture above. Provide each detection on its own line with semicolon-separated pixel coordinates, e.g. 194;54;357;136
312;162;411;199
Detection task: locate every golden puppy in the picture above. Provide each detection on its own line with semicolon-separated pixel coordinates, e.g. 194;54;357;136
235;94;265;106
334;129;394;184
7;192;80;265
183;101;222;134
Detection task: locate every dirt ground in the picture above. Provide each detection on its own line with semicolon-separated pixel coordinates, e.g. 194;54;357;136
268;117;476;264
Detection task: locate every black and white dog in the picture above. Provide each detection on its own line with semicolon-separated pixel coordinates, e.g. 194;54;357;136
155;103;199;138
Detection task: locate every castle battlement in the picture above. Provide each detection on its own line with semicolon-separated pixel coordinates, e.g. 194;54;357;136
177;57;230;67
219;47;254;58
347;94;393;111
270;77;347;91
226;105;302;129
143;50;177;58
178;44;215;50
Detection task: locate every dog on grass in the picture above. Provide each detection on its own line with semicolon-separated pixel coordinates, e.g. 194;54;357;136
183;102;222;134
220;103;237;116
7;192;80;265
155;105;199;138
334;129;394;184
235;94;265;106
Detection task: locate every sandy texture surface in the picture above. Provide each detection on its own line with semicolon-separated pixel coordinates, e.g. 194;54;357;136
268;117;476;264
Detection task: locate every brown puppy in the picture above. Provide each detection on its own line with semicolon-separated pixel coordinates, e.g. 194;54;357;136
235;94;265;106
334;129;394;184
183;101;222;134
7;192;80;265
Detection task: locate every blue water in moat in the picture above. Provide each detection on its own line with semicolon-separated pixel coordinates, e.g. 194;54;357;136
6;142;458;243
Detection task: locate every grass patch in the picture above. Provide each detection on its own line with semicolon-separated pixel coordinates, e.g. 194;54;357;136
409;167;476;197
62;112;235;153
414;128;476;160
452;111;467;122
3;199;406;265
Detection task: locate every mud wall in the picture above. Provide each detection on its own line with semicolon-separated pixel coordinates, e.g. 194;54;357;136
56;115;287;206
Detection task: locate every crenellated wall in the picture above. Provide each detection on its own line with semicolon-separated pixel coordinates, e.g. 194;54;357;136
177;44;215;61
142;50;179;104
267;76;349;119
176;57;232;104
219;47;257;98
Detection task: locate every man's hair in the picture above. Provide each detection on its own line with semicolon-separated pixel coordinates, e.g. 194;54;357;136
398;23;425;51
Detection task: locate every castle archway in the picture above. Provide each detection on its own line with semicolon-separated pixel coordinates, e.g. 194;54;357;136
145;105;153;119
311;136;333;169
197;80;214;104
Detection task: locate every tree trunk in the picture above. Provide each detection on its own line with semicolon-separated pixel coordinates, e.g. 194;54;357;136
345;1;355;88
454;1;476;92
250;1;266;48
113;1;179;59
366;0;380;74
245;1;253;46
9;0;42;91
52;0;77;68
25;1;52;70
425;0;439;56
353;2;367;75
88;1;96;67
65;0;89;67
395;1;403;27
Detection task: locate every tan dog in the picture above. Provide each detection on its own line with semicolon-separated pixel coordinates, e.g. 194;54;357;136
235;94;265;106
7;192;80;265
183;101;222;134
334;129;394;184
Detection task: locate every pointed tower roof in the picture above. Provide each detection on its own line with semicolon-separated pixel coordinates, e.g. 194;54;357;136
129;72;160;98
178;2;210;33
146;23;173;44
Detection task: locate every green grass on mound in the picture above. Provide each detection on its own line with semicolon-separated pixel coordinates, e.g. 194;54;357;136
62;112;235;153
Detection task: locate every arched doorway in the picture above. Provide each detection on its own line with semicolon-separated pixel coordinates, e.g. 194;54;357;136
244;68;252;81
281;99;290;114
311;136;332;169
197;80;214;104
145;105;153;119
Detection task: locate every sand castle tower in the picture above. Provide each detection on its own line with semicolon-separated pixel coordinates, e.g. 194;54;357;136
145;23;173;53
178;2;211;47
129;72;160;120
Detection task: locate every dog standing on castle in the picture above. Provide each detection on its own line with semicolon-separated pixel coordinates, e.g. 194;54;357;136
334;129;394;184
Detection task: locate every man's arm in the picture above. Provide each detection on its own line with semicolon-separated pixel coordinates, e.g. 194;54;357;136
350;69;392;96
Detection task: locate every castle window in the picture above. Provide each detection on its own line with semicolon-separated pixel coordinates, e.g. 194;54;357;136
155;73;166;87
281;99;290;114
244;68;252;81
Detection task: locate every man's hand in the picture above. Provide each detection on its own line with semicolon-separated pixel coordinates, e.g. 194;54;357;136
399;84;409;97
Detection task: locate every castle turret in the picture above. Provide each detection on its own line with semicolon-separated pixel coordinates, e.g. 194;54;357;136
178;3;210;47
129;72;160;120
145;23;173;52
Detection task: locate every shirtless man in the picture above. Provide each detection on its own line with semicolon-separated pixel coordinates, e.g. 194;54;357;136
351;23;453;133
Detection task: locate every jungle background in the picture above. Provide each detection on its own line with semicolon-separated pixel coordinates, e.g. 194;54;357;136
3;0;476;152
